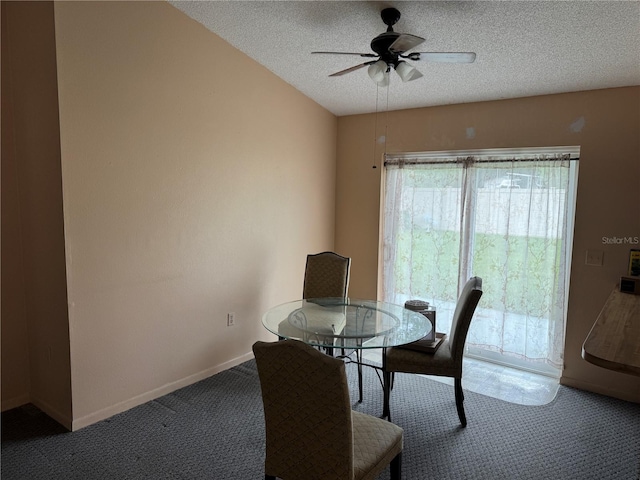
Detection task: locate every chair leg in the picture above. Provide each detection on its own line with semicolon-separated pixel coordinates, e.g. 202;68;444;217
454;377;467;427
382;370;392;420
390;452;402;480
265;475;276;480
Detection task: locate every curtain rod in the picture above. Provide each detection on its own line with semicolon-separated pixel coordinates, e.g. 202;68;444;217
384;146;581;166
384;155;579;167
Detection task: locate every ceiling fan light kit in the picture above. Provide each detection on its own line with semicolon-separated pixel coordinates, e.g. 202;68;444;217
396;61;423;82
312;7;476;85
368;60;389;85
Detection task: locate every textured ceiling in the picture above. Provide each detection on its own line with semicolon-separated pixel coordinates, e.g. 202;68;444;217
170;1;640;116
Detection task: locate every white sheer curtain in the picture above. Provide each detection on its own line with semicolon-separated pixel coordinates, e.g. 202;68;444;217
382;149;578;373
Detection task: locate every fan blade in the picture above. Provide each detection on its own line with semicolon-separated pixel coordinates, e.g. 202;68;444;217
329;61;376;77
389;34;425;54
410;52;477;63
312;51;378;58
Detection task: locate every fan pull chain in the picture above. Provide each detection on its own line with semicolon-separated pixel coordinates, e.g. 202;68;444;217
384;79;390;158
372;78;391;169
372;83;380;169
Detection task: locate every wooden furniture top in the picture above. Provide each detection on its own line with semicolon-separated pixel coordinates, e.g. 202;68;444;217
582;286;640;377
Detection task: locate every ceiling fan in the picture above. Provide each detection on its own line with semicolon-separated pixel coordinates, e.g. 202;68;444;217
312;7;476;85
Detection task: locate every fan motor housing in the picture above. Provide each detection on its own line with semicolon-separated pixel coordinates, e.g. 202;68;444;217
372;7;403;65
371;32;401;64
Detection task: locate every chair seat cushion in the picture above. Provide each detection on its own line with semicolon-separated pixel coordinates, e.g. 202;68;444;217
351;411;403;480
385;338;461;377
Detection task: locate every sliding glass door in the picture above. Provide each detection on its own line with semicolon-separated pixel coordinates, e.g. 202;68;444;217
381;148;579;376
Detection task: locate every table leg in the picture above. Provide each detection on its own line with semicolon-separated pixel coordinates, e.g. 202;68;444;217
357;350;363;403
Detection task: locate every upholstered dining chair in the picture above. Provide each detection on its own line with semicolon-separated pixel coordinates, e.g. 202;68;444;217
303;251;351;300
279;251;351;353
382;276;483;427
253;339;403;480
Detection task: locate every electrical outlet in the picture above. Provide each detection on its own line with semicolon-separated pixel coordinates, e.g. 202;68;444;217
227;312;236;327
585;250;604;266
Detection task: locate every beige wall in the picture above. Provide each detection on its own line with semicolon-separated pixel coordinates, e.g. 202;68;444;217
2;1;337;429
336;87;640;402
1;1;73;424
3;0;637;431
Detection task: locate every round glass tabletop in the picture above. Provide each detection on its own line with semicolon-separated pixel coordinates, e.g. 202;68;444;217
262;297;432;349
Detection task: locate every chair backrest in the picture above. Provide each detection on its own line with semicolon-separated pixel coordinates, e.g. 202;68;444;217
303;251;351;299
252;340;354;480
448;277;483;361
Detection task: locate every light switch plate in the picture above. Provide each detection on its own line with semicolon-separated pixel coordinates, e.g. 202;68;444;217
585;250;604;266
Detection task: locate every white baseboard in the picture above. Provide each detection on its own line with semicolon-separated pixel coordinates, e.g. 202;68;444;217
560;376;640;403
71;351;255;431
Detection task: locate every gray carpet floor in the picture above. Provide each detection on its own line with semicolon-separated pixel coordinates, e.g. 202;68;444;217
2;359;639;479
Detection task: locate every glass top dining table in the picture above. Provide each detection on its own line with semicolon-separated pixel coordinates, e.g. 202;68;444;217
262;297;432;350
